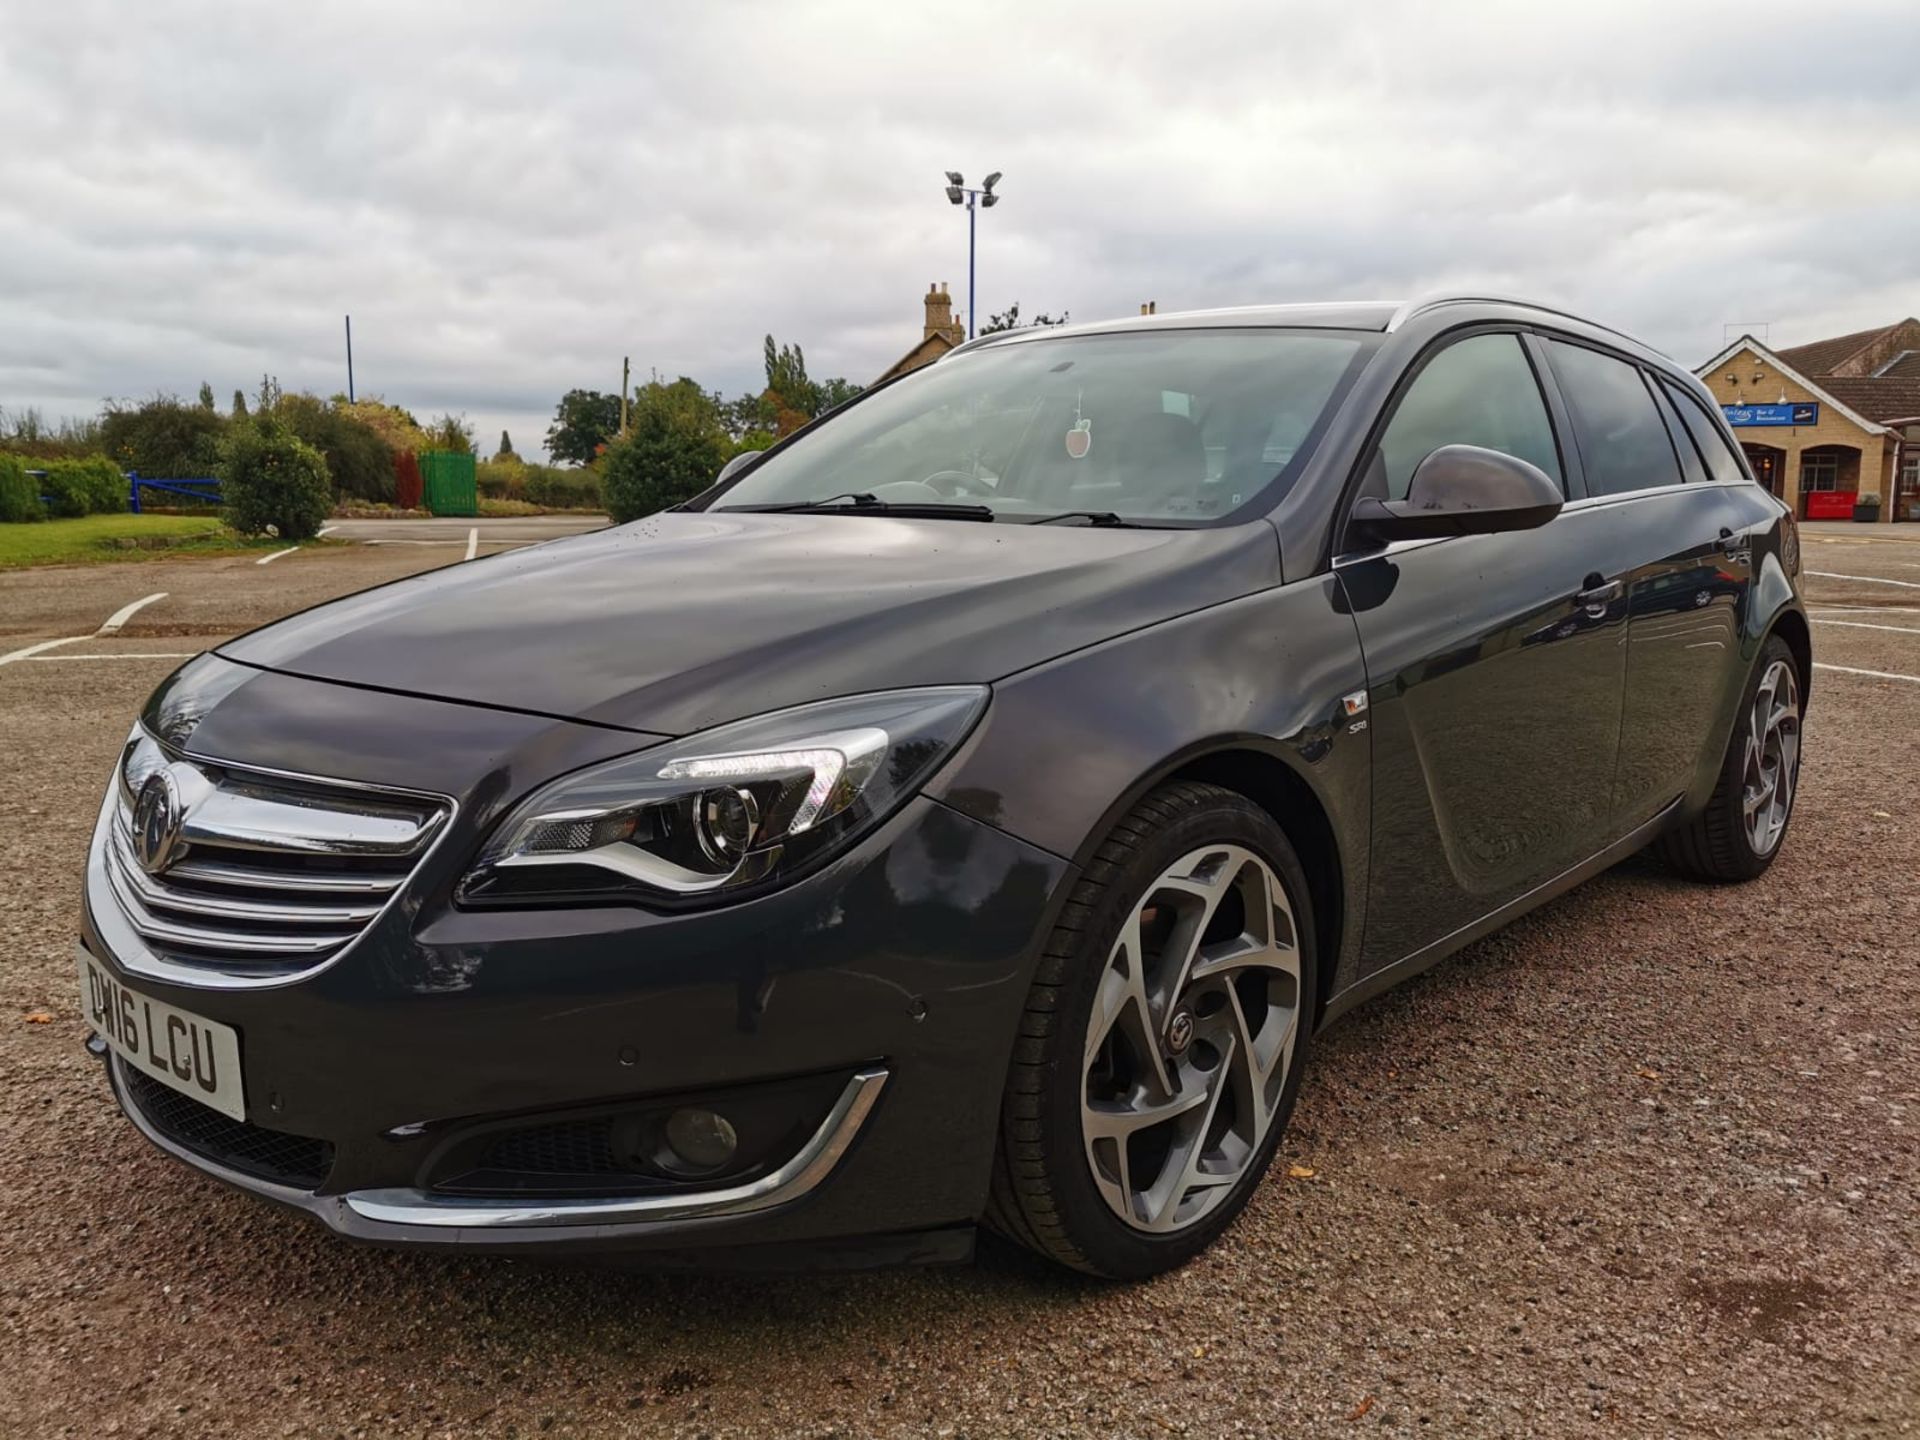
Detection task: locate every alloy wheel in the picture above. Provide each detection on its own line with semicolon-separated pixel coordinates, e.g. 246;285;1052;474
1080;844;1303;1234
1742;658;1801;858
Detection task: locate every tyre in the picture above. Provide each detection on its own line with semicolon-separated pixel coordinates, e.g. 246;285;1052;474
1656;633;1803;882
987;782;1318;1279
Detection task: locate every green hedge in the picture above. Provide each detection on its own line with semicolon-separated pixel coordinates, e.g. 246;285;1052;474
476;459;603;509
38;457;126;517
0;455;43;523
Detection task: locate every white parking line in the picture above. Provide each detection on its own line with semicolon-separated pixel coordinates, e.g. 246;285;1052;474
97;592;168;634
0;636;86;667
256;546;300;565
29;652;199;662
1807;570;1920;589
1810;604;1920;614
465;527;479;561
317;526;336;538
1813;618;1920;636
1814;662;1920;685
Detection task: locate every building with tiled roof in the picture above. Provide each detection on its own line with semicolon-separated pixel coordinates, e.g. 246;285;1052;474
874;283;966;385
1697;318;1920;522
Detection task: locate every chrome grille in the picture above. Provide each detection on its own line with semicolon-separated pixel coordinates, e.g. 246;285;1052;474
93;727;451;981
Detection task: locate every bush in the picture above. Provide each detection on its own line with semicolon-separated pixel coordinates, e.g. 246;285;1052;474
276;393;396;503
394;450;423;510
524;467;603;509
39;456;126;517
477;459;603;510
220;417;331;539
0;454;43;522
99;397;227;479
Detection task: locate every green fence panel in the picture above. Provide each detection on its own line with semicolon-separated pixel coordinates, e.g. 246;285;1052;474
419;451;477;517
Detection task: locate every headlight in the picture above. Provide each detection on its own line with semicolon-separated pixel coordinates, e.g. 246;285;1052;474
459;687;987;908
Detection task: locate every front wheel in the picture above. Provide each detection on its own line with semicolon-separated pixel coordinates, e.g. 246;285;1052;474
987;782;1317;1278
1657;634;1803;882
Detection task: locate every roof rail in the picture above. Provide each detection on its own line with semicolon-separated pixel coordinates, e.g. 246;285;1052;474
1387;292;1664;356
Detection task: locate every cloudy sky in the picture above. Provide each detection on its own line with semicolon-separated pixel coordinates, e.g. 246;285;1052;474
3;0;1917;460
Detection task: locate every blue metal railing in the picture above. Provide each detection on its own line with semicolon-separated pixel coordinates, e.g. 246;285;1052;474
128;472;221;513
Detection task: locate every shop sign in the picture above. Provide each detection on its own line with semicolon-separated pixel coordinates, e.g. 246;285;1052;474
1724;402;1819;427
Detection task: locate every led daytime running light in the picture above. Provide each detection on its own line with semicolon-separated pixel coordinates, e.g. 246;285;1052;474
657;728;886;834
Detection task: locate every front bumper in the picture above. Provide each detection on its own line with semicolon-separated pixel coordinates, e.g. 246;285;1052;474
81;664;1072;1259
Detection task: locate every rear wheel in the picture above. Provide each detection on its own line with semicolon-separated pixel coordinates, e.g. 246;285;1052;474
1657;634;1803;882
987;782;1317;1278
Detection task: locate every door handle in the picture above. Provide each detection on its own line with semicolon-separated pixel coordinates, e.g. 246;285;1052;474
1574;574;1623;616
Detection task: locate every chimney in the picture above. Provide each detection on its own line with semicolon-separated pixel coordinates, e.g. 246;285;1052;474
925;282;960;343
1140;301;1156;315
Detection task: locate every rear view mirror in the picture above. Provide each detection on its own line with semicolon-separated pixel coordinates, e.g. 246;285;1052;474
1350;444;1562;542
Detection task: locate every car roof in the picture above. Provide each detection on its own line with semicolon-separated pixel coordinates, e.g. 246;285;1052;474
946;293;1663;363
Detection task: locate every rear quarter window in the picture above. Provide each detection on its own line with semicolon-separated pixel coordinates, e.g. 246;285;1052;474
1662;379;1751;486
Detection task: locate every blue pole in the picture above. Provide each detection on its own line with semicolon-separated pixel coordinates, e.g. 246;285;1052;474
967;195;977;339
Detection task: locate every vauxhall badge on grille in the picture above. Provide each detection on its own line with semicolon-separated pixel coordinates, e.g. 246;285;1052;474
131;768;187;874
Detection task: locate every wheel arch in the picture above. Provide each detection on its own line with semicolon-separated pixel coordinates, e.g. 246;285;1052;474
1080;740;1351;1034
1768;605;1812;702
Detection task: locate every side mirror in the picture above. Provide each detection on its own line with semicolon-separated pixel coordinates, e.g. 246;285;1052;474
715;450;763;484
1350;444;1562;542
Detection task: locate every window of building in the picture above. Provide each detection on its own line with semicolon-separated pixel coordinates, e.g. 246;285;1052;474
1801;454;1839;492
1375;334;1562;501
1544;340;1683;496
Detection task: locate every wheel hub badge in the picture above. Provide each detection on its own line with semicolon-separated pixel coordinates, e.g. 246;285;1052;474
1165;1008;1195;1056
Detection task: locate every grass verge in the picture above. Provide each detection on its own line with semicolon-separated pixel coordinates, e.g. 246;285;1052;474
0;515;287;569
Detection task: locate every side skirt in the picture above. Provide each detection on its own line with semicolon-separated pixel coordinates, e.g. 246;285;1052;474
1317;798;1681;1028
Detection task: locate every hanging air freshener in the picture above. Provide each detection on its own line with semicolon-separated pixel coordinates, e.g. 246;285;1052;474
1065;392;1091;459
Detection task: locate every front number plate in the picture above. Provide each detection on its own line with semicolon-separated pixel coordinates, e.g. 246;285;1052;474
78;950;245;1121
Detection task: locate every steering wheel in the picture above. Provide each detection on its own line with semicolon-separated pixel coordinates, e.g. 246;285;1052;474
919;470;977;498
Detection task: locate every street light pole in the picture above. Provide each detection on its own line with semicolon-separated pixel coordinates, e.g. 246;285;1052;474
944;170;1001;339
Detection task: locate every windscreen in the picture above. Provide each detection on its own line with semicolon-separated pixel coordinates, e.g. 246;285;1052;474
710;328;1372;523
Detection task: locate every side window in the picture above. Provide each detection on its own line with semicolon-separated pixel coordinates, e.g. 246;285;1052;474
1649;383;1709;484
1545;340;1683;496
1662;380;1750;485
1376;334;1563;501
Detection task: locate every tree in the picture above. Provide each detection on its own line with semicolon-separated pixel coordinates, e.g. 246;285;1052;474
425;413;475;454
600;377;732;523
496;429;517;460
756;335;862;438
545;389;622;465
254;373;282;413
231;389;248;419
197;381;216;411
979;302;1069;334
220;415;331;539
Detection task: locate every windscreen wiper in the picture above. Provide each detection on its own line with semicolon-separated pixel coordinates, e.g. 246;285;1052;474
722;492;996;522
1029;510;1141;527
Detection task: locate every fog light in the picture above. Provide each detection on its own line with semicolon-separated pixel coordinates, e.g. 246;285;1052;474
660;1107;739;1176
694;787;758;867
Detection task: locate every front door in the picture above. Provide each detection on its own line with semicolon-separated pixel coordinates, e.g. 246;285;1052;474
1337;330;1628;974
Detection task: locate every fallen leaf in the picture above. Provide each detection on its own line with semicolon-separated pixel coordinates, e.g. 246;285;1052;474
1288;1164;1316;1179
23;1013;54;1024
1191;1344;1206;1358
1349;1395;1374;1421
1873;810;1892;819
1635;1068;1660;1080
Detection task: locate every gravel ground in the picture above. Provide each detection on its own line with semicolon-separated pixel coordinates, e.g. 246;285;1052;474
1;541;1916;1438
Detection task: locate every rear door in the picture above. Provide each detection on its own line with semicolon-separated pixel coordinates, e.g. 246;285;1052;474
1336;330;1629;974
1537;340;1751;829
